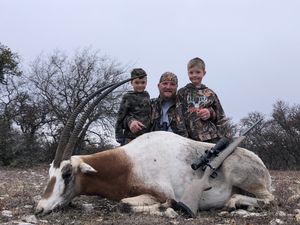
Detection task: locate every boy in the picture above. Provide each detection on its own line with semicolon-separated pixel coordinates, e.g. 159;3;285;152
177;57;228;143
115;68;151;145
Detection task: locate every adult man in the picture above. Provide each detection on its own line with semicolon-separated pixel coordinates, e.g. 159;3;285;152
129;71;183;135
149;72;190;137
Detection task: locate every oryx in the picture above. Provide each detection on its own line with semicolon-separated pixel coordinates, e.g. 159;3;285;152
36;78;274;217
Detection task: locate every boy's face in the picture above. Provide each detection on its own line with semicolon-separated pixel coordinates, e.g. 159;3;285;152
131;77;147;92
188;66;206;86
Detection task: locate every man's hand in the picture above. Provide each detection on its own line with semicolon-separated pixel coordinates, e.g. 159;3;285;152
129;120;145;133
196;108;211;121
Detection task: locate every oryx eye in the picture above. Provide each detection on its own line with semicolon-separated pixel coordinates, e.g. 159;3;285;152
62;169;72;179
61;164;73;181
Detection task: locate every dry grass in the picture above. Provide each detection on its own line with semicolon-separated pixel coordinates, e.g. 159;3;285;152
0;165;300;225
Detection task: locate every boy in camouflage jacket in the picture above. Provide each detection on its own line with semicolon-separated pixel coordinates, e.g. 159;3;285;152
115;68;151;145
177;57;228;142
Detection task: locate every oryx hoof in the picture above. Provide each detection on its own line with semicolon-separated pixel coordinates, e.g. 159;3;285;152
170;199;196;218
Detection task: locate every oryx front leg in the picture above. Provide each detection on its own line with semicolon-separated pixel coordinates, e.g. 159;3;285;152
225;192;274;211
225;194;259;211
121;195;177;218
130;201;178;218
121;194;158;206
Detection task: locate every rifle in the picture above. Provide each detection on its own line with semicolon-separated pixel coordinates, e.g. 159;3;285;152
173;118;263;218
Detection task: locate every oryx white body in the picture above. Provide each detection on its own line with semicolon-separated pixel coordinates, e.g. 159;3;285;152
36;131;274;217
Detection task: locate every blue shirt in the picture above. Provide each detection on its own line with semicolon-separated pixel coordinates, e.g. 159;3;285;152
160;100;174;132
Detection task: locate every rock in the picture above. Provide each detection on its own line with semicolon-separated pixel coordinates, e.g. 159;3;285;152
1;210;13;217
287;194;300;203
22;215;38;224
0;194;9;198
269;218;284;225
218;211;229;216
275;211;286;217
24;205;33;209
215;219;236;225
165;208;178;218
96;217;103;222
249;212;267;217
294;209;300;214
230;209;266;218
17;223;34;225
231;209;250;217
32;195;41;203
295;209;300;222
0;194;9;200
82;203;94;211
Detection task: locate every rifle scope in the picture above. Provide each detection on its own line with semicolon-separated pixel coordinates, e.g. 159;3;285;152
191;137;230;170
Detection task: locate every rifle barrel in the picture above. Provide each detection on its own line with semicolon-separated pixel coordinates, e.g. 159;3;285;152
241;118;263;136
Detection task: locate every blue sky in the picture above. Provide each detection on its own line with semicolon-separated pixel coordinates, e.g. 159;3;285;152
1;0;300;122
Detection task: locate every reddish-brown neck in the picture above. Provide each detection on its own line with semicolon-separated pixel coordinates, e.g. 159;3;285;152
75;148;166;201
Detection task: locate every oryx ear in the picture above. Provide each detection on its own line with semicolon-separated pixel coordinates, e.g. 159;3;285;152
79;163;97;173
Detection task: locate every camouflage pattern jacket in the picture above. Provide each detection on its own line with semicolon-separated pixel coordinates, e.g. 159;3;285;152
176;83;227;142
150;96;188;137
115;91;151;143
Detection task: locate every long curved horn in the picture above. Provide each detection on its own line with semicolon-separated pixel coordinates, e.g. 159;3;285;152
53;83;115;168
61;75;145;161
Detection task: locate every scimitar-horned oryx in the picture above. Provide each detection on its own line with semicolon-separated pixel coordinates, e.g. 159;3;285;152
35;77;274;218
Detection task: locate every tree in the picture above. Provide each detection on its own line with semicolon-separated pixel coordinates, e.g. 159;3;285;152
239;101;300;170
0;48;128;165
0;75;50;164
28;48;128;154
0;43;22;84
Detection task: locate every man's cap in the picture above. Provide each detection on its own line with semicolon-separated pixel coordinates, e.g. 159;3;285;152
131;68;147;78
159;72;178;85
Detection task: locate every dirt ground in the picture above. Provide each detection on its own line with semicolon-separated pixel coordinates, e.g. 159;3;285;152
1;165;300;225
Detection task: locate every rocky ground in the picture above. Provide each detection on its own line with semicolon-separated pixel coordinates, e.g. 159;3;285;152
1;165;300;225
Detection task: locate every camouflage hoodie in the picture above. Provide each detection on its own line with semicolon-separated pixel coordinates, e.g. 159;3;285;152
115;91;151;144
150;96;188;137
176;83;227;142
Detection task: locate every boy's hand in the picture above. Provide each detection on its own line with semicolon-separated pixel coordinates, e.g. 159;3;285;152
129;120;145;133
196;108;211;121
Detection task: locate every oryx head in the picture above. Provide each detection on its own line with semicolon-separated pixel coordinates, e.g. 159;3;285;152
35;76;141;215
35;158;97;215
